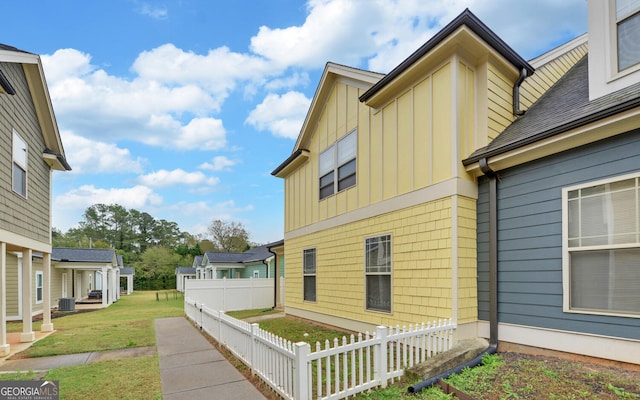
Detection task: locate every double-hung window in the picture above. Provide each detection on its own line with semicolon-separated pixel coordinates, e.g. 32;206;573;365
616;0;640;71
365;235;392;312
564;174;640;317
303;248;316;302
12;130;27;197
319;130;357;200
36;271;44;304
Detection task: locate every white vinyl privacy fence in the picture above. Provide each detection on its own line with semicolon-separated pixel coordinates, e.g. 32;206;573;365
185;278;285;312
185;298;455;400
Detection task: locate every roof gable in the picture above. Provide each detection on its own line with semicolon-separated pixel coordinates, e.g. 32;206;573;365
272;63;383;177
0;43;70;171
360;9;533;108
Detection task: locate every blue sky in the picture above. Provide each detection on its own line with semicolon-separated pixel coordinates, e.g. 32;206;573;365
1;0;587;244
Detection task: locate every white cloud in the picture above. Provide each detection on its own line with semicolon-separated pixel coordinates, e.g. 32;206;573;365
60;130;144;174
42;48;223;150
52;184;164;231
132;44;274;96
199;156;238;172
249;0;587;73
137;3;168;20
246;91;311;139
138;169;219;188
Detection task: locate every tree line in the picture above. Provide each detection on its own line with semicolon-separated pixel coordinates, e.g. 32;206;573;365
53;203;251;290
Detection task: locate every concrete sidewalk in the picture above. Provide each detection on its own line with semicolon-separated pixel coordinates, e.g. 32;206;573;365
156;317;266;400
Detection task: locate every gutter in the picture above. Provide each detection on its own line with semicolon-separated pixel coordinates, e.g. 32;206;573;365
463;94;640;166
266;245;278;309
408;157;499;394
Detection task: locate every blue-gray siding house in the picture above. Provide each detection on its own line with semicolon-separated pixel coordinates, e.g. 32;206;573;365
464;1;640;365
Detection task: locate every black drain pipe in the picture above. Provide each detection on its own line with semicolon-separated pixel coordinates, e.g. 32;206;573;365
408;158;499;393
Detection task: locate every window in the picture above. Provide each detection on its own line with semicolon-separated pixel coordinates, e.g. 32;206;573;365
365;235;391;312
12;130;27;197
303;248;316;302
616;0;640;71
253;270;260;279
36;271;43;304
564;174;640;316
319;130;357;200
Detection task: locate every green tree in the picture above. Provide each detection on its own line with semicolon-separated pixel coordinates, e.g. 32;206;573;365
134;246;188;290
207;219;250;252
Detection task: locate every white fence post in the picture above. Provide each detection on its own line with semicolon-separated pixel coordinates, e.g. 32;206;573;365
250;323;259;376
294;342;310;400
375;326;388;388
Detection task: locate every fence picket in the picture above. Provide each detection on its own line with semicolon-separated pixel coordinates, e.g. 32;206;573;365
184;298;455;400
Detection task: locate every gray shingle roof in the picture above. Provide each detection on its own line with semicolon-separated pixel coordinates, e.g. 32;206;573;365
464;55;640;165
204;251;247;264
203;241;282;265
176;267;196;275
120;267;135;275
52;248;116;263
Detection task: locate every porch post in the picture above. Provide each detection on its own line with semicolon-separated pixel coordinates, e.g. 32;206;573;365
21;249;35;342
0;243;9;355
41;252;54;332
101;267;108;308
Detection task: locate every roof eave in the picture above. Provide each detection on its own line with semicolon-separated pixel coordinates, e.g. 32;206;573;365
360;9;533;104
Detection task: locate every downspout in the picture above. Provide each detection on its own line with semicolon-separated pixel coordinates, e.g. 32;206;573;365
479;158;499;348
512;68;528;116
408;158;499;394
267;247;277;309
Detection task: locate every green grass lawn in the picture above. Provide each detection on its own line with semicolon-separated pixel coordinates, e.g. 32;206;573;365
9;290;183;357
4;290;183;400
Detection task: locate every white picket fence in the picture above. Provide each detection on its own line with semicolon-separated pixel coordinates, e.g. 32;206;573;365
185;298;455;400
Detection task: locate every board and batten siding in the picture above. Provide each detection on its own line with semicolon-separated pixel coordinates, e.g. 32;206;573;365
477;129;640;340
285;60;480;234
0;62;52;243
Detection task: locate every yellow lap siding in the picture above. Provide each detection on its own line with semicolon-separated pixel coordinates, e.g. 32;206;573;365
285;196;477;328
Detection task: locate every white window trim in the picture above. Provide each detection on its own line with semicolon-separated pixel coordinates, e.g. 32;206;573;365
36;271;43;304
612;0;640;73
364;233;393;313
319;129;357;200
588;0;640;99
12;129;28;198
253;270;260;279
562;171;640;318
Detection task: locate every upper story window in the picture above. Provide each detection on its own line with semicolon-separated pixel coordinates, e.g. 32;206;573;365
616;0;640;71
319;130;357;200
563;173;640;317
12;130;27;197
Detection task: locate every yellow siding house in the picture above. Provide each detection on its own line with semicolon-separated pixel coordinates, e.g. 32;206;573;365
272;10;540;336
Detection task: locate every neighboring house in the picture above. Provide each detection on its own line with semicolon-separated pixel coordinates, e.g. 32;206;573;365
120;267;134;295
273;2;639;365
462;0;640;365
272;9;533;335
175;267;196;292
51;248;121;308
192;255;203;279
199;241;284;280
0;44;71;355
